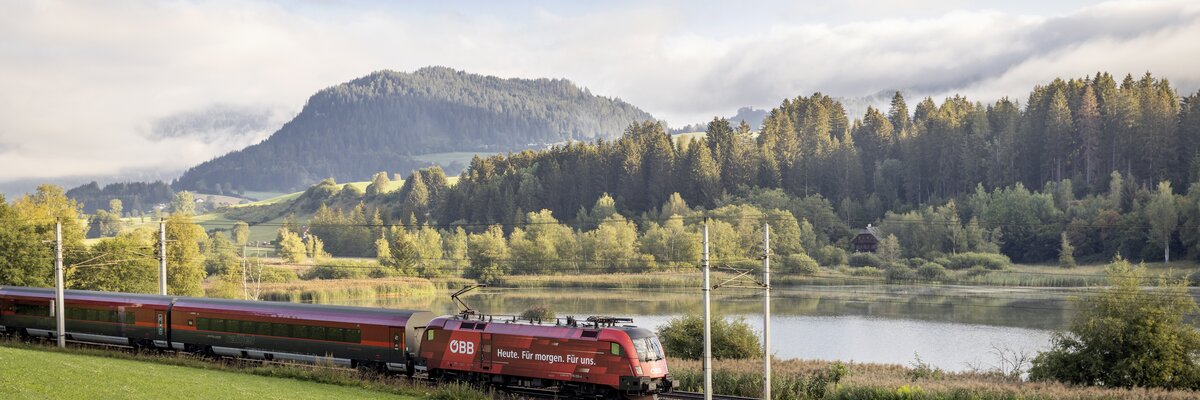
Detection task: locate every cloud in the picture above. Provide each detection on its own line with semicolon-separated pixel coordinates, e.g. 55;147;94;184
0;0;1198;187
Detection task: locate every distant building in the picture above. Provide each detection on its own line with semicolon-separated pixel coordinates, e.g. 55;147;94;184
852;224;880;253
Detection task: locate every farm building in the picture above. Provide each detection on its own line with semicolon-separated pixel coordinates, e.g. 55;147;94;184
852;224;880;253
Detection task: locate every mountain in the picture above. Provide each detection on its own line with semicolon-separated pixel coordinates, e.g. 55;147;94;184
173;67;654;192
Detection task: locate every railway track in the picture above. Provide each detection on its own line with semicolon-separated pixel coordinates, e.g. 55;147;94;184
659;391;759;400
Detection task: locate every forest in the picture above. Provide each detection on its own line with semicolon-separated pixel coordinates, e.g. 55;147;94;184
172;66;653;192
290;72;1200;266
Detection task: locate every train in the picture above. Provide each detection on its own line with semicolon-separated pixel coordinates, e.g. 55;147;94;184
0;286;674;399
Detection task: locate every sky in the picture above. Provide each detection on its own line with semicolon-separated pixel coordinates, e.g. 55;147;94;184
1;0;1199;192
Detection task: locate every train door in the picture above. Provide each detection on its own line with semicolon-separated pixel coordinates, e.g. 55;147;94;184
480;333;492;371
156;311;166;337
389;327;405;360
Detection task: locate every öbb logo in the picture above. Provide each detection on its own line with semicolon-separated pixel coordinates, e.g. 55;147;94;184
449;339;475;355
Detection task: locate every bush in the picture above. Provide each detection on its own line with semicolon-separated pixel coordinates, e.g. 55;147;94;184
905;257;928;268
848;252;884;268
942;252;1010;270
813;245;847;266
1029;259;1200;389
519;305;555;322
852;266;883;277
301;259;378;280
962;265;990;278
885;265;917;282
258;266;298;283
782;253;820;275
916;263;948;281
657;314;761;360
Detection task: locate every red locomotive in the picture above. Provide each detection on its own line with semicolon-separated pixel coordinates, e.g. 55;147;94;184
419;314;673;398
0;284;674;399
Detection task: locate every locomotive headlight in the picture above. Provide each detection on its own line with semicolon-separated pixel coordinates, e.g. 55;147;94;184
635;366;644;376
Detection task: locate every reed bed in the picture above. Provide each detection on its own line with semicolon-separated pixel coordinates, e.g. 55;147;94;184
669;357;1199;399
255;277;437;303
494;272;717;289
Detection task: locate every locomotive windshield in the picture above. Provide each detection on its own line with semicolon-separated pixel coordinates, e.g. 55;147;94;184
631;336;665;362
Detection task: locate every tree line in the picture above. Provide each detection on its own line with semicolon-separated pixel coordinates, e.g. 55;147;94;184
303;72;1194;264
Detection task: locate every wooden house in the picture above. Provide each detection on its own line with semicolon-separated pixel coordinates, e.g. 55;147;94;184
852;224;880;253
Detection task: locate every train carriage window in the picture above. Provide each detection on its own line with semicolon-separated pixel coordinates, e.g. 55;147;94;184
256;322;271;336
293;325;309;339
68;307;84;320
326;326;345;341
107;311;118;323
212;319;226;332
227;320;240;334
346;329;361;343
426;330;434;341
311;326;326;341
197;318;210;331
610;342;621;355
272;323;289;337
124;311;136;325
85;309;98;321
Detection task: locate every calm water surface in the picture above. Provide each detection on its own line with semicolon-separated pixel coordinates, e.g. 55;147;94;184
319;285;1086;371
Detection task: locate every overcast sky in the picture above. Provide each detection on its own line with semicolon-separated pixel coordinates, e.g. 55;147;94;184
2;0;1199;189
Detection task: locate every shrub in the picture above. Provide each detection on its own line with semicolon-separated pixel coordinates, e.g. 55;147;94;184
259;266;298;283
657;314;761;360
852;266;883;277
301;259;378;280
814;245;847;266
962;265;990;278
848;252;884;268
885;265;917;282
916;263;948;281
519;305;556;322
782;253;820;275
905;257;928;268
942;252;1010;270
1029;259;1200;389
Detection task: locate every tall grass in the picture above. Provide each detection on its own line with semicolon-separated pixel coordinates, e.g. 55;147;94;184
495;272;709;289
255;277;436;302
669;357;1198;399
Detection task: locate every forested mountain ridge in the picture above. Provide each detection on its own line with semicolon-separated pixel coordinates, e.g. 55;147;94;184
172;66;654;192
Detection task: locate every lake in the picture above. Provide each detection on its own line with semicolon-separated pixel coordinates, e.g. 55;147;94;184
317;284;1086;371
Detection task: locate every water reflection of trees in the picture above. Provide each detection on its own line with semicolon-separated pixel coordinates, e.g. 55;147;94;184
319;286;1075;330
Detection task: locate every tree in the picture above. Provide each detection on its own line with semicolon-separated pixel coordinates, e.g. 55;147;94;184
72;232;158;293
466;225;509;283
877;234;903;264
365;171;391;196
232;221;250;248
388;230;420;276
1029;258;1200;389
657;314;761;360
1145;181;1178;262
164;213;206;296
0;196;54;287
171;191;196;215
277;228;307;264
1059;232;1076;269
305;234;328;261
108;199;123;217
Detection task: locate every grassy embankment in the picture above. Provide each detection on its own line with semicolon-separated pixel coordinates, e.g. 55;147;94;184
0;341;486;400
672;357;1200;399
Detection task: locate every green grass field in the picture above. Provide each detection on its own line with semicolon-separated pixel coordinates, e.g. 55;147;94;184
0;346;412;400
